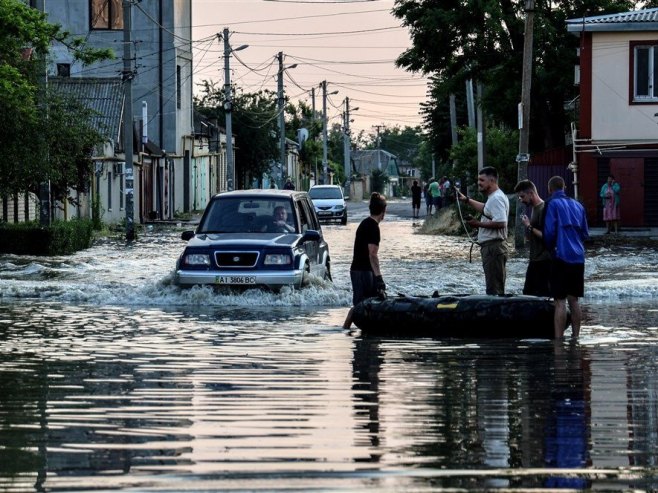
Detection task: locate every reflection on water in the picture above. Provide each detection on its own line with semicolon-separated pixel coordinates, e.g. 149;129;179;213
1;212;658;491
1;302;658;491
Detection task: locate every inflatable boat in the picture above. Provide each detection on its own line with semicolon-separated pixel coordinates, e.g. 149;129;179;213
351;293;566;339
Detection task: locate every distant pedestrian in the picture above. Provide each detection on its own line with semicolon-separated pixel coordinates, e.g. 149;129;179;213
283;178;295;190
457;166;509;295
428;178;441;215
424;181;432;215
410;180;422;219
543;175;589;338
514;179;551;297
599;174;620;234
442;176;452;206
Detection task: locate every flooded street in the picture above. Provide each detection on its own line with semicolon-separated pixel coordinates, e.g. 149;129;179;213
1;202;658;491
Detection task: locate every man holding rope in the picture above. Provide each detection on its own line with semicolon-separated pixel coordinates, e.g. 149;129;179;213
457;167;510;295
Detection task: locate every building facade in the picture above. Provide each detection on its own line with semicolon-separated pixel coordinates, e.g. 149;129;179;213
567;8;658;227
43;0;224;224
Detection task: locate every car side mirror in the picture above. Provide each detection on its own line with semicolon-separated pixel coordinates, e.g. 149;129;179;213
301;229;320;243
181;230;195;241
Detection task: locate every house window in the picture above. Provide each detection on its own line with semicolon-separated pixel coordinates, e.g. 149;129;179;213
57;63;71;77
632;43;658;101
91;0;123;30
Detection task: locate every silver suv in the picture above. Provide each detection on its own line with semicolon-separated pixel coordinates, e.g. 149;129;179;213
308;185;348;225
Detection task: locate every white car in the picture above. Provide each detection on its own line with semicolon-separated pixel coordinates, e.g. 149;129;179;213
308;185;348;225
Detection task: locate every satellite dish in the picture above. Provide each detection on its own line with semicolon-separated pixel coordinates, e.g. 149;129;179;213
297;128;309;146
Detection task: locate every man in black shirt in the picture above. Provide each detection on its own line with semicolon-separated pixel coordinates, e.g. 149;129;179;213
343;192;387;329
411;180;422;219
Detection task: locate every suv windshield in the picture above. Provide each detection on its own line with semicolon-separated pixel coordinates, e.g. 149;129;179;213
198;197;298;234
309;187;343;200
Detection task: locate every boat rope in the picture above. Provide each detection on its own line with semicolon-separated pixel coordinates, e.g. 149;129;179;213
454;188;479;263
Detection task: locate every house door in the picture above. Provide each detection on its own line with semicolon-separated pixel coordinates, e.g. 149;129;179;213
141;158;154;221
609;158;644;227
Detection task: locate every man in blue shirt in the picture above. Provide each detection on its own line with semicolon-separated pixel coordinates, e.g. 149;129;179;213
543;176;589;338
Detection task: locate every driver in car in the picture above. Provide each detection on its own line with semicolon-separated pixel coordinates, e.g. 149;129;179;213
265;206;295;233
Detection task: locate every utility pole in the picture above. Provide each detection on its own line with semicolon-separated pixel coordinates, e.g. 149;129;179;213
373;124;385;170
320;81;338;184
278;52;285;190
476;81;486;172
321;80;329;184
277;52;297;189
123;0;135;242
311;87;316;119
222;28;235;192
466;79;476;128
449;93;458;168
220;28;248;191
515;0;536;249
343;97;358;186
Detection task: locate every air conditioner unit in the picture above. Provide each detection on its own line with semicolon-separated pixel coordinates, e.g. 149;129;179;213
113;162;125;175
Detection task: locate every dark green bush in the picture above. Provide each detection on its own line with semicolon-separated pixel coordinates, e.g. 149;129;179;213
0;219;94;255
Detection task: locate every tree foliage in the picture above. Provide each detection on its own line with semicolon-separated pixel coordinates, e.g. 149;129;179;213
285;100;322;173
0;0;114;198
392;0;641;154
370;125;425;166
449;125;519;194
195;81;279;188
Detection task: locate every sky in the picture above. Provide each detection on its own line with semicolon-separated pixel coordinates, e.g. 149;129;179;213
191;0;429;137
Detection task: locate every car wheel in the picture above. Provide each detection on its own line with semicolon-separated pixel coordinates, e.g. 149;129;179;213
301;261;311;288
324;258;332;282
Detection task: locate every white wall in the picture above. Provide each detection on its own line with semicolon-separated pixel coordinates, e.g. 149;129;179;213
591;32;658;142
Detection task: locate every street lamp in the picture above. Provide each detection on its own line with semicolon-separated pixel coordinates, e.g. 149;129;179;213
321;80;338;184
278;52;297;189
221;27;248;191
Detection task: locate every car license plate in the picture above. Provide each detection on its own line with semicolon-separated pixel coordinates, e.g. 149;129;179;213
318;211;331;215
215;275;256;285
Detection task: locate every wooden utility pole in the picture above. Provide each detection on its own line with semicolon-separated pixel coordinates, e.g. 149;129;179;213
515;0;535;249
277;52;297;189
123;0;135;242
277;52;285;189
476;81;486;172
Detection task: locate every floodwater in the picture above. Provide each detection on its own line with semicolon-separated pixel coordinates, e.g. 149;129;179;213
1;204;657;492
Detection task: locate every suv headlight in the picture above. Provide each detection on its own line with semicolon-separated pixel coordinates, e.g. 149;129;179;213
183;253;210;266
335;204;345;211
264;253;292;265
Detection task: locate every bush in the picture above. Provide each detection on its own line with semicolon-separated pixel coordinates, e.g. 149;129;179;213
0;219;94;255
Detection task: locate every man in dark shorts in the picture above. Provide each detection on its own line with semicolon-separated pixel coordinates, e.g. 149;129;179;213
514;179;551;296
410;180;421;219
343;192;387;329
543;176;589;338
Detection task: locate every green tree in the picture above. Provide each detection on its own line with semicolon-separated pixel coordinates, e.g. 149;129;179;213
370;168;389;194
392;0;639;153
195;82;279;188
374;125;425;168
286;100;322;181
45;92;105;203
327;122;345;183
449;125;519;194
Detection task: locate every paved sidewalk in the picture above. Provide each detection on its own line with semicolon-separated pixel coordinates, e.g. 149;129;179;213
588;227;658;239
